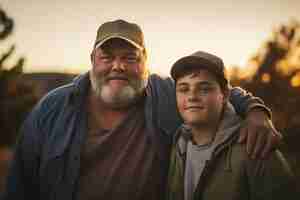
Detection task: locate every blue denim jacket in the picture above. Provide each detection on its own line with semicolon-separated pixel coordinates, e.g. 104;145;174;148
2;72;265;200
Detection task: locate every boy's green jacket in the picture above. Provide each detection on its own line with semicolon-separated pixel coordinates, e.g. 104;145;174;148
166;104;298;200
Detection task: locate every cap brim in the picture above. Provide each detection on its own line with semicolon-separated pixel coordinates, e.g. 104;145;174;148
171;55;227;83
171;56;211;79
95;35;143;50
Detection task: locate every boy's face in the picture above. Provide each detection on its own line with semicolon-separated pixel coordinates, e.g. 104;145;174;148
176;69;227;128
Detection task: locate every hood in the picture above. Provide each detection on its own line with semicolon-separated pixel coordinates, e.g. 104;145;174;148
212;102;242;148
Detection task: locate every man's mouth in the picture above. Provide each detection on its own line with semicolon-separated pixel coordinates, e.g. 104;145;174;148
106;76;130;84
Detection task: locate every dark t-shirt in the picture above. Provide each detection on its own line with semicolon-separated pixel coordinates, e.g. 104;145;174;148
77;102;164;200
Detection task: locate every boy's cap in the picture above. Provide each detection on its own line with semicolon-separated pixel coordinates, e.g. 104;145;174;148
170;51;227;84
94;19;145;50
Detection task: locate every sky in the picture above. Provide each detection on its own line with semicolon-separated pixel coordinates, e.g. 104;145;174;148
1;0;300;75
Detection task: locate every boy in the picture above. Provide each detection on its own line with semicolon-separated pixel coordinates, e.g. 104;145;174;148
166;51;297;200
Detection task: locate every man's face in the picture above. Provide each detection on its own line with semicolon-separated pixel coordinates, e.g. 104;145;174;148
90;39;147;109
176;69;227;128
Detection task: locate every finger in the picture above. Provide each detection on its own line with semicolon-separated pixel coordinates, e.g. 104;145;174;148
238;124;248;143
246;129;258;156
261;133;273;159
269;122;283;144
252;130;267;159
261;130;281;159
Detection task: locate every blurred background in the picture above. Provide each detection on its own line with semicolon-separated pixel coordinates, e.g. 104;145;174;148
0;0;299;194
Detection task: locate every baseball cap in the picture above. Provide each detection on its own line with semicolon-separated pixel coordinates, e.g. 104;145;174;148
170;51;228;85
94;19;145;50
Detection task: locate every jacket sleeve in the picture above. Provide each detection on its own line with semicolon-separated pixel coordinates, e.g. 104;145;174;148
2;107;42;200
147;74;182;135
229;86;271;118
246;150;299;200
147;75;272;134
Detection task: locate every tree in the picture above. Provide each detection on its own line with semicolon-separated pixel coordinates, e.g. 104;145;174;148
0;7;36;147
231;20;300;178
231;19;300;132
0;7;24;72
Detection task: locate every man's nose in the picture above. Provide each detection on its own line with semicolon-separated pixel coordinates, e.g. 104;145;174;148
111;58;125;72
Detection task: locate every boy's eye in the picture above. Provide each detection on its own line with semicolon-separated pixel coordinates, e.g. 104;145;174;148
199;87;210;93
177;87;189;93
197;86;215;94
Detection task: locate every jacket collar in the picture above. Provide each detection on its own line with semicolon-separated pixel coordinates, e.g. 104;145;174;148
173;125;191;157
68;71;91;106
47;72;90;160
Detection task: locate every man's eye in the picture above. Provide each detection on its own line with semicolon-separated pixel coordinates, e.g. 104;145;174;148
125;56;139;63
100;56;112;62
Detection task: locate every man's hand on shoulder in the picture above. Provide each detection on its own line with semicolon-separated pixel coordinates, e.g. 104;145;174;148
238;108;282;159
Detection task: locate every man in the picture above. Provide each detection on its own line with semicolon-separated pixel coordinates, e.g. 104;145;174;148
3;20;281;200
166;51;297;200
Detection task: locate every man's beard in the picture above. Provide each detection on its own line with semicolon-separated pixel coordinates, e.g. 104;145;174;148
90;71;147;109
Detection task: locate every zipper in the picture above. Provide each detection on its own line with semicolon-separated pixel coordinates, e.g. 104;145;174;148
192;134;238;200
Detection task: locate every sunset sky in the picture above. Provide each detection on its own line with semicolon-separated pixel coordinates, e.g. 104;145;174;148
1;0;300;75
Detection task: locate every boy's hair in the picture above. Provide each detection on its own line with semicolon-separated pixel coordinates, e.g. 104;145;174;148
170;51;229;91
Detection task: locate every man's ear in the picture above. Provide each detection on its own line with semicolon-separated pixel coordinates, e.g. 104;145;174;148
90;51;95;66
223;87;230;103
